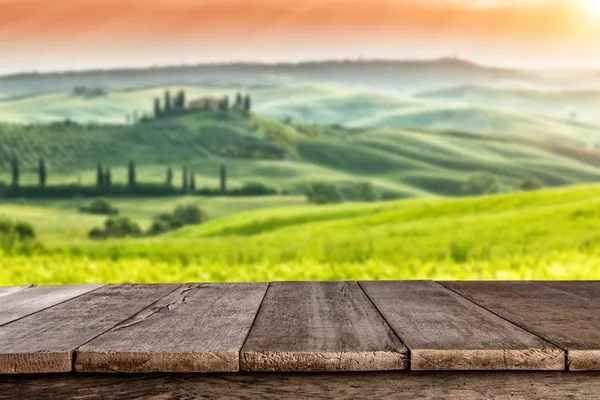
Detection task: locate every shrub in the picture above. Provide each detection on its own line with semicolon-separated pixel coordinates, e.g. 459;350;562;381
88;227;106;239
0;219;37;252
305;183;344;205
104;216;142;237
343;182;377;202
520;178;544;191
89;216;141;239
14;222;36;240
155;213;184;229
462;173;499;196
173;204;207;225
80;198;119;215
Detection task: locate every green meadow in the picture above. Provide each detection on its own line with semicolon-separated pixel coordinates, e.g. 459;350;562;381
3;184;600;285
2;61;600;285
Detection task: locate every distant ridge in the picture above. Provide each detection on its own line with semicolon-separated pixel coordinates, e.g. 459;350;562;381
0;57;529;80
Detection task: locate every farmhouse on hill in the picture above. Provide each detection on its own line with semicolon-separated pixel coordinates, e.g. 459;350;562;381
189;97;220;111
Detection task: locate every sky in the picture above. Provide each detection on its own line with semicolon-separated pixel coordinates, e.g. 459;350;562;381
1;0;600;75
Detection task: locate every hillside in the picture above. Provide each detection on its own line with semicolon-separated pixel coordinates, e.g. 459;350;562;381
0;58;551;100
417;85;600;125
3;183;600;284
2;111;600;197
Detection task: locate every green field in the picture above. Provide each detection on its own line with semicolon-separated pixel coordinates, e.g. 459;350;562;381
3;184;600;285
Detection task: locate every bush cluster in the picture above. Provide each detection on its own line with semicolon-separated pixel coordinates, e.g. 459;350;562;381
305;182;378;205
79;198;119;215
89;204;207;239
0;219;37;253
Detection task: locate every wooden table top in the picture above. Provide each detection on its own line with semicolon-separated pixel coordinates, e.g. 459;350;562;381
0;281;598;374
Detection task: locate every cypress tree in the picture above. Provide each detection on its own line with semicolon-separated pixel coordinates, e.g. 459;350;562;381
96;163;104;186
243;94;251;114
220;165;227;193
235;92;243;108
164;90;172;114
10;158;19;187
176;90;186;110
38;158;47;187
220;96;230;111
190;172;196;192
182;166;189;192
154;98;162;118
105;168;112;187
128;161;136;187
166;167;173;186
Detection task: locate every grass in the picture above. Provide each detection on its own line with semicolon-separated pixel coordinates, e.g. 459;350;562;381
3;184;600;284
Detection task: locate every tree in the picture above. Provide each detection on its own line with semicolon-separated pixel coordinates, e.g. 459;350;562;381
38;158;47;187
219;96;230;111
96;163;104;187
353;182;376;202
520;178;543;191
243;94;252;113
462;172;499;196
154;98;162;118
10;158;19;187
166;167;173;186
182;166;189;192
128;161;136;187
220;165;227;193
175;90;186;110
305;183;344;205
189;172;196;192
235;92;243;108
105;168;112;187
164;90;172;114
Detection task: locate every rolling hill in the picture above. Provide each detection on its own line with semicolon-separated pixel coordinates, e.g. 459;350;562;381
1;111;600;198
417;85;600;125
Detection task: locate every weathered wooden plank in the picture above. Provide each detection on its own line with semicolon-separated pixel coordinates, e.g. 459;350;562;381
441;281;600;371
360;281;563;370
3;372;600;400
0;284;104;327
241;281;408;372
0;284;179;374
75;282;269;373
0;285;33;297
540;281;600;302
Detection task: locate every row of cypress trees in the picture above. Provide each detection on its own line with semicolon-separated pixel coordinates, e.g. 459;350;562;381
7;158;228;193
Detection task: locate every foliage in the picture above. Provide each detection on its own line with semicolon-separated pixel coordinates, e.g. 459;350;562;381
79;198;119;215
462;172;499;196
342;182;377;202
305;183;344;205
146;204;207;236
0;219;37;253
173;204;207;225
520;178;544;191
89;216;142;239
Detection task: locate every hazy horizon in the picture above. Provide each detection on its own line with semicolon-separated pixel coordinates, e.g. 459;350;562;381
2;0;600;76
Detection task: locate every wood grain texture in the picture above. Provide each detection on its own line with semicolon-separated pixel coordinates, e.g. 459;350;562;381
3;372;600;400
0;284;178;374
0;284;104;327
75;283;269;373
540;281;600;302
241;281;407;372
0;285;33;297
360;281;563;371
441;281;600;371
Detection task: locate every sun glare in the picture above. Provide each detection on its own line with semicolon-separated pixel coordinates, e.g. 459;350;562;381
588;0;600;15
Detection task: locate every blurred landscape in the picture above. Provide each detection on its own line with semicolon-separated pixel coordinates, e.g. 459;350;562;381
2;58;600;284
